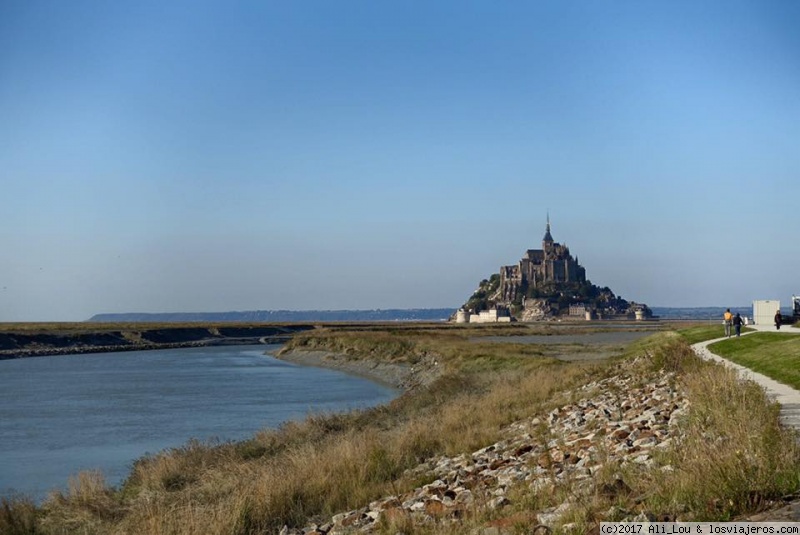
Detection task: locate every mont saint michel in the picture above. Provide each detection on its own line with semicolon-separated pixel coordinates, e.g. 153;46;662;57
459;217;652;322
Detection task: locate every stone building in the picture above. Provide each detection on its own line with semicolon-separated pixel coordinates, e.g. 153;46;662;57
498;217;586;304
568;303;588;317
455;307;512;324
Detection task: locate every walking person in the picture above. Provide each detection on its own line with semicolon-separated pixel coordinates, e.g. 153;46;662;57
723;308;733;337
733;312;743;337
775;310;782;330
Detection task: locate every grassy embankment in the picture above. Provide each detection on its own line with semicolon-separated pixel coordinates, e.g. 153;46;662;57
709;332;800;390
678;323;800;388
1;323;799;534
676;324;754;346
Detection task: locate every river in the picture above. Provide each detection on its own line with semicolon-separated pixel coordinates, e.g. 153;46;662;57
0;344;397;501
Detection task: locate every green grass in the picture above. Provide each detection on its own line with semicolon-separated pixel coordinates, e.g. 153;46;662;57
709;332;800;389
677;324;753;345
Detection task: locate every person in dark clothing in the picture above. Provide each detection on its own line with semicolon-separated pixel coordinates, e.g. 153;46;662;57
733;313;743;337
775;310;782;330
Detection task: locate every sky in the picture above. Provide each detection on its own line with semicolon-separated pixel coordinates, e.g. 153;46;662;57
1;1;799;321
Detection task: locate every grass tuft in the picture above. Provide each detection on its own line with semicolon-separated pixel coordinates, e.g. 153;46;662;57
1;496;39;535
645;362;800;520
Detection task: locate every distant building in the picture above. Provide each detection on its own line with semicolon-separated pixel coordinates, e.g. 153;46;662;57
568;303;588;317
753;300;780;326
460;215;652;322
498;216;586;304
633;304;650;321
468;307;512;324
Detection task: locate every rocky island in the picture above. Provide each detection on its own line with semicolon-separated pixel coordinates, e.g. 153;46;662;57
459;217;652;323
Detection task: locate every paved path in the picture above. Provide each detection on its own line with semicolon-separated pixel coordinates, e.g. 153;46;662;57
691;323;800;428
691;323;800;522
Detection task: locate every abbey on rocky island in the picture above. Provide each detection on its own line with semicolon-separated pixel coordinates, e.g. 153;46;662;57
460;217;651;322
498;216;586;304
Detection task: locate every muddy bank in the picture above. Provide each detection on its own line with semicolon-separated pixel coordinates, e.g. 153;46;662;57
275;349;441;391
274;328;656;389
0;325;315;360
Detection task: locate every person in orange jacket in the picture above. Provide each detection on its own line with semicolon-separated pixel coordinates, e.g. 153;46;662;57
723;309;733;337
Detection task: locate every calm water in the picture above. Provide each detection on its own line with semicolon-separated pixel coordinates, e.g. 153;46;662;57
0;345;397;500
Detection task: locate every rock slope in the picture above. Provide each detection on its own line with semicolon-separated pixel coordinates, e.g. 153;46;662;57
286;359;688;534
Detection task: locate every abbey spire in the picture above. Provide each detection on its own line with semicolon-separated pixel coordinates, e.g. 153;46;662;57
542;213;553;244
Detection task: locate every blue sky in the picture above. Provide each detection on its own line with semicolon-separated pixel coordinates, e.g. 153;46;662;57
2;1;799;321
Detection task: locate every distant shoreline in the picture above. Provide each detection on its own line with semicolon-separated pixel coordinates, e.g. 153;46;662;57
88;308;457;323
0;338;280;360
0;307;783;360
84;306;779;324
0;325;313;360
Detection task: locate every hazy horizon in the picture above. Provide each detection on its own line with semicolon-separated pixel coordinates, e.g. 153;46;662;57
5;303;787;324
3;1;799;321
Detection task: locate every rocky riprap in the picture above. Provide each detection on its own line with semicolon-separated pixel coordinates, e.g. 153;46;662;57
283;361;689;534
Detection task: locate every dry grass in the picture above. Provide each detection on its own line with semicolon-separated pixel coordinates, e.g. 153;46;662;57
39;471;121;535
4;327;799;534
489;333;800;532
104;358;591;534
12;356;591;533
1;495;39;535
646;362;800;519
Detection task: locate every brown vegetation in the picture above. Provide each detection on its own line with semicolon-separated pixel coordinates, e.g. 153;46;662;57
1;326;798;534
